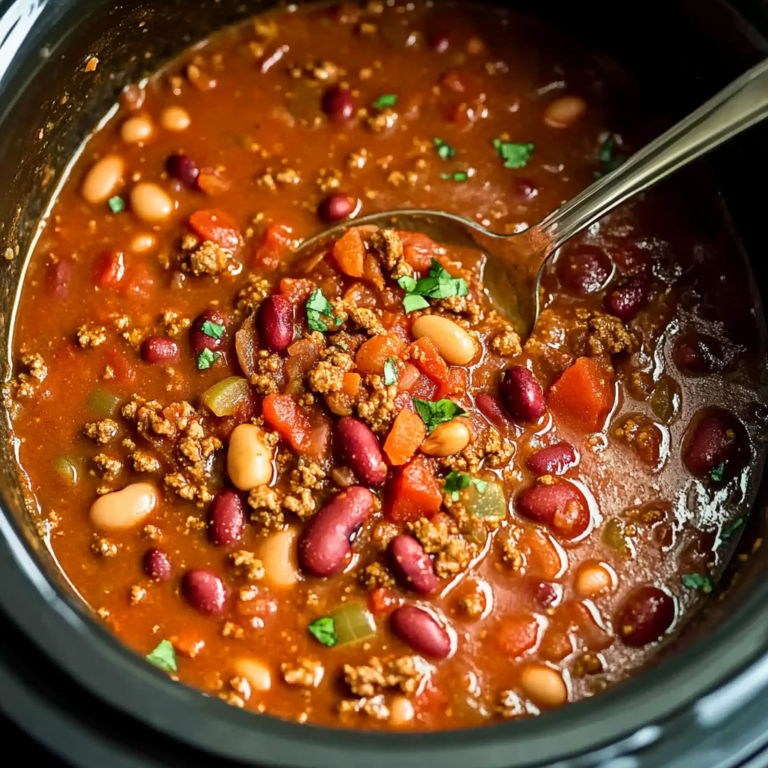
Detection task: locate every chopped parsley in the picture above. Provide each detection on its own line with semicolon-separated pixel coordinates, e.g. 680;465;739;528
412;396;468;434
441;171;468;182
492;138;535;169
397;258;468;313
433;137;456;160
595;134;625;178
146;640;178;673
108;196;125;214
200;320;224;340
710;463;725;483
197;348;220;370
384;358;400;386
305;288;341;333
373;93;397;110
443;470;488;501
308;616;338;647
721;516;746;542
682;573;713;594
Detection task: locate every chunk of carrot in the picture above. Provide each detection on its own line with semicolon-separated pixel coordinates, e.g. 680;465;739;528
340;372;361;397
188;209;241;250
547;357;614;434
332;227;365;278
383;409;426;466
356;333;408;376
410;337;450;385
385;455;442;522
398;231;437;271
262;393;311;452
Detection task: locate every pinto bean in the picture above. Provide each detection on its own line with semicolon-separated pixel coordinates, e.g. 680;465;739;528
390;605;452;659
543;95;587;128
526;442;577;476
683;412;739;477
130;182;175;223
520;664;568;707
388;535;440;595
258;528;300;589
336;417;387;486
121;114;154;144
259;294;295;352
412;315;476;365
143;548;171;581
421;418;471;457
233;658;272;692
182;568;227;616
617;585;676;647
131;233;156;253
90;482;158;531
141;336;180;365
575;561;614;597
82;155;125;204
516;482;589;540
390;696;415;726
298;486;374;577
499;366;546;422
190;307;226;356
208;488;246;547
604;279;648;321
227;424;274;491
160;105;191;132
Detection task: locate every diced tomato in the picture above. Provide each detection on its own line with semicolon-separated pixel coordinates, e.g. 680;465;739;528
496;615;540;658
280;277;315;305
548;357;614;434
47;258;73;299
104;347;136;383
385;455;442;523
356;334;408;376
307;419;332;462
252;224;294;271
435;367;468;399
362;253;384;286
513;528;565;581
94;251;125;289
398;231;437;272
284;336;325;382
383;409;426;466
411;374;438;401
332;227;365;278
262;394;312;452
393;391;416;413
398;363;421;393
368;586;402;616
188;209;242;250
410;337;450;385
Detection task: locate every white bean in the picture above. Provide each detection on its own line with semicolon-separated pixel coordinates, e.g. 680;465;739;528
81;155;125;204
258;528;299;589
412;315;476;365
130;182;174;223
233;658;272;692
90;483;158;531
160;105;191;132
227;424;274;491
121;115;154;144
520;664;568;708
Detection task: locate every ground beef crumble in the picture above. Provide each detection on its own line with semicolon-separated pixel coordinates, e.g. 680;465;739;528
308;348;355;394
248;485;286;529
440;428;514;473
282;658;324;688
93;453;122;481
490;328;523;356
130;450;161;473
361;561;396;589
357;375;398;433
343;655;429;697
76;323;107;348
411;515;477;578
185;240;235;277
236;274;271;315
229;550;265;581
84;419;119;444
251;350;283;395
587;312;633;356
370;229;411;279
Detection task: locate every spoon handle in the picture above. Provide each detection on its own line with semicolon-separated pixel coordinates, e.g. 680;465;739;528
534;57;768;253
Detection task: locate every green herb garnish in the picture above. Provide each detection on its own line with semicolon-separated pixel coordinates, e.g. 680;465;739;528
721;517;746;542
373;94;397;110
397;258;468;313
306;288;341;333
492;138;535;169
108;196;125;214
443;470;488;502
308;616;338;647
682;573;713;594
413;396;468;434
201;320;224;340
197;348;220;370
441;171;468;182
710;463;725;483
384;358;400;386
433;138;456;160
146;640;178;673
594;134;625;178
403;294;430;313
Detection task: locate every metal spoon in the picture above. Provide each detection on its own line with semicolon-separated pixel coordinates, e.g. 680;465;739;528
295;58;768;339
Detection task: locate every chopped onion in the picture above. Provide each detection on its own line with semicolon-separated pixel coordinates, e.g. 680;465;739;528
330;603;376;646
200;376;250;416
53;457;79;485
463;480;506;520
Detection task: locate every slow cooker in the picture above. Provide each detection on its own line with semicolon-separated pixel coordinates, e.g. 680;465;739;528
3;0;768;765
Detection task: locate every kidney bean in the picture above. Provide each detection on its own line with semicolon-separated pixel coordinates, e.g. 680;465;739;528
182;568;227;616
298;486;374;577
430;34;450;52
259;294;295;352
388;535;440;595
476;392;511;430
390;605;452;659
673;335;719;376
683;412;738;477
322;86;356;122
190;308;226;356
516;482;589;540
604;279;648;321
143;548;171;581
166;153;200;187
336;417;387;486
208;488;246;547
499;366;546;422
141;336;180;365
318;193;358;223
531;580;561;610
557;244;611;294
617;585;676;647
513;177;538;203
526;441;577;476
46;258;73;299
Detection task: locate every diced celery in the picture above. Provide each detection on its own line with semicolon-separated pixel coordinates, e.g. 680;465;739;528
200;376;250;417
602;518;628;556
330;603;376;646
53;457;79;485
463;480;506;520
87;388;121;417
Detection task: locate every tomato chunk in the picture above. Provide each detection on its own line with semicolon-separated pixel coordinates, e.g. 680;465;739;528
94;251;125;289
385;455;442;522
332;227;365;277
548;357;613;434
410;337;450;385
262;394;311;452
383;409;426;466
435;367;469;400
188;209;241;250
398;231;437;271
253;224;294;271
369;586;402;616
356;334;408;376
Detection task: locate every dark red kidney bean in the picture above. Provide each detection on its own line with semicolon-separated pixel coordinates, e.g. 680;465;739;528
46;258;73;299
617;586;676;647
531;580;560;610
673;335;719;376
513;177;538;203
336;417;387;486
604;279;648;321
322;86;356;122
526;442;577;476
190;307;226;356
182;568;227;616
208;488;245;547
143;548;171;581
499;366;546;422
259;294;295;352
476;392;511;430
388;535;440;595
430;34;450;53
298;486;374;577
141;336;179;365
391;605;452;659
557;244;611;295
165;153;199;187
683;412;738;476
516;482;589;540
318;193;358;223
